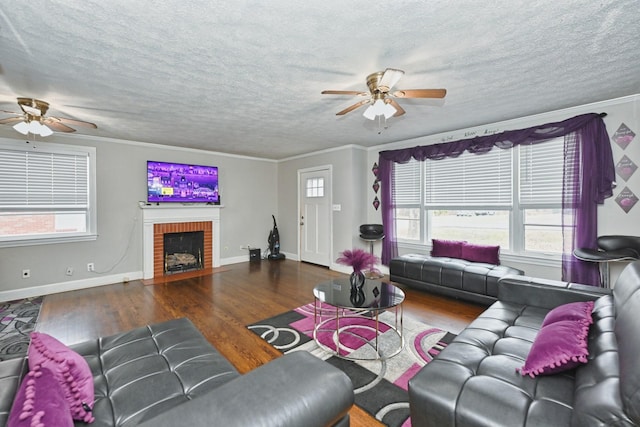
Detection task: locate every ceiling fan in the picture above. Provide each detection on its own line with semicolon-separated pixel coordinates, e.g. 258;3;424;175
321;68;446;120
0;97;97;136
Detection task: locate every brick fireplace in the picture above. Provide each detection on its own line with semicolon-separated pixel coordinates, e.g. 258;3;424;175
141;205;221;279
154;222;210;277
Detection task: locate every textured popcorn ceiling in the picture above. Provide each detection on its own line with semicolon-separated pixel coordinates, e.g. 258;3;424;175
0;1;638;159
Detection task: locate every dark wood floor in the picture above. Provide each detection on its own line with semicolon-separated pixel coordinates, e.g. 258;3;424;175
38;260;485;427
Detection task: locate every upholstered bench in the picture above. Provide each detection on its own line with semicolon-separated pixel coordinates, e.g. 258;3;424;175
390;253;524;305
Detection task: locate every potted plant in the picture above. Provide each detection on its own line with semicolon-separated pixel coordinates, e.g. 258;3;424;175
336;248;380;289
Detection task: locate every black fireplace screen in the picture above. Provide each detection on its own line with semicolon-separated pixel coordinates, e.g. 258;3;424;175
163;231;204;274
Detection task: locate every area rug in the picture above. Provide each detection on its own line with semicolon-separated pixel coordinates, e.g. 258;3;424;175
0;296;43;361
247;303;456;427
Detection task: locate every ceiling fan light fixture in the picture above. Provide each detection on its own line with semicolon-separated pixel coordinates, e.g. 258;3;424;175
363;105;377;120
12;119;53;136
363;98;397;120
382;102;397;119
28;120;44;134
39;124;53;137
13;121;30;135
371;99;386;115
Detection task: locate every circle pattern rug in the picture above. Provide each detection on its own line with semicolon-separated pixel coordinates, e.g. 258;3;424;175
248;302;456;427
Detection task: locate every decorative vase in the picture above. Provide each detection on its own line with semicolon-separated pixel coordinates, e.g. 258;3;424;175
350;286;366;307
349;270;366;290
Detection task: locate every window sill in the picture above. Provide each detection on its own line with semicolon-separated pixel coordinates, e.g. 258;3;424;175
0;233;98;248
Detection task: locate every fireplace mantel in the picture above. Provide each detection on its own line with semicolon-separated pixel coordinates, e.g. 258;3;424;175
140;204;221;279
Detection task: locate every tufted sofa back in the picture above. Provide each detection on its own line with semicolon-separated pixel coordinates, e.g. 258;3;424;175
571;260;640;426
613;261;640;424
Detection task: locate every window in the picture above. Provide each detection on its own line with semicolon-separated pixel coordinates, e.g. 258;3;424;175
393;160;421;241
306;177;324;198
425;148;512;248
0;139;97;247
392;138;567;257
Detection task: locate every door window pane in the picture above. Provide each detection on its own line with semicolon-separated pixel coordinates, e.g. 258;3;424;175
306;177;324;198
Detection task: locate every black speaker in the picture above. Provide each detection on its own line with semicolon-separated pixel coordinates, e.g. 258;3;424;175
249;248;261;262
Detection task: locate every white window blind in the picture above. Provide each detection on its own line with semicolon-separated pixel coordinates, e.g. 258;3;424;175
424;148;512;206
0;148;89;209
393;160;421;205
519;138;572;206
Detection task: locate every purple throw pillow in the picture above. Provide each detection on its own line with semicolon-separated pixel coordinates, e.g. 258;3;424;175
541;301;595;328
460;242;500;265
517;319;590;378
28;332;95;423
8;365;73;427
431;239;464;258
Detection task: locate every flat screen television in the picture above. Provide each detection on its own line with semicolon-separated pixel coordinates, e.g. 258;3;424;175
147;161;219;204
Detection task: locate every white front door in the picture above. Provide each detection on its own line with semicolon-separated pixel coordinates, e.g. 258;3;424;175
299;167;331;266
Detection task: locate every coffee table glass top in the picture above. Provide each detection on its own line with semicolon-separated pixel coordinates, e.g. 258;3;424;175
313;278;405;310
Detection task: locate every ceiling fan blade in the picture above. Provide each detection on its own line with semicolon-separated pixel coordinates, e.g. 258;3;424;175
0;116;25;125
336;100;370;115
43;118;76;133
386;99;406;117
321;90;369;96
1;109;23;116
392;89;447;99
378;68;405;92
52;116;98;129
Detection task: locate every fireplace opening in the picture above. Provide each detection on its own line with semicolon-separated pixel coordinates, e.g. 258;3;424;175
163;231;204;275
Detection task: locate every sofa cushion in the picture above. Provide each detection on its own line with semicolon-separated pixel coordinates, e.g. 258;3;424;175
461;242;500;265
518;319;590;378
28;332;94;422
7;365;73;427
541;301;594;328
70;318;241;427
409;299;576;427
431;239;464;258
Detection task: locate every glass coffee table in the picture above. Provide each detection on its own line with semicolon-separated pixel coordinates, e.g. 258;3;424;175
313;278;405;360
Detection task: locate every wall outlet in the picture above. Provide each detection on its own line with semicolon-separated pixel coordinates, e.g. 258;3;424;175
87;262;95;272
22;269;30;279
66;267;74;276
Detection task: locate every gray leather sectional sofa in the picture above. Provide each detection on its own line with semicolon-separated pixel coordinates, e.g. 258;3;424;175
390;253;524;305
408;260;640;427
0;317;354;427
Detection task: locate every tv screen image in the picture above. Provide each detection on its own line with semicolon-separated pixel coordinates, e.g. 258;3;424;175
147;161;219;204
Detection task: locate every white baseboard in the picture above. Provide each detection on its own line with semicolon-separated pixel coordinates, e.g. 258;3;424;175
0;258;391;302
221;255;249;265
0;271;144;302
221;251;299;265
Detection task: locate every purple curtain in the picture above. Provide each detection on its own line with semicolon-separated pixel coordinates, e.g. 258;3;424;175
378;113;615;285
561;118;615;284
379;158;397;264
